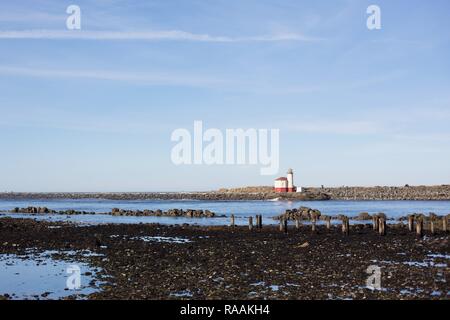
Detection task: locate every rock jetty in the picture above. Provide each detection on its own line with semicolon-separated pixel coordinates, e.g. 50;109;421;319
110;208;217;218
1;185;448;201
273;206;322;221
0;191;330;201
9;207;219;218
305;185;450;200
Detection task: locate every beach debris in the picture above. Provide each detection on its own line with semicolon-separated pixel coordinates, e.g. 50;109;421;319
297;242;310;248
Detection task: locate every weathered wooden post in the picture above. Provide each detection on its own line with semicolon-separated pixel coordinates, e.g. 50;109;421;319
326;216;331;230
230;214;235;227
443;216;448;232
378;217;386;236
341;216;349;235
248;216;253;231
416;218;423;238
295;218;300;229
259;215;263;229
311;218;316;232
284;218;288;234
279;218;284;232
372;216;378;231
408;215;414;232
346;218;350;234
430;219;435;235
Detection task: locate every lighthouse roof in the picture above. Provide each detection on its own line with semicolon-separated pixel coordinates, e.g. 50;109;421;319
275;177;288;181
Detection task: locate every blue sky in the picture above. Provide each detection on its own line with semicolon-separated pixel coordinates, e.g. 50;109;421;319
0;0;449;192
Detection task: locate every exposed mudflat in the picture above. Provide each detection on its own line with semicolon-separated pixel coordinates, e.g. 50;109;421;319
0;217;448;300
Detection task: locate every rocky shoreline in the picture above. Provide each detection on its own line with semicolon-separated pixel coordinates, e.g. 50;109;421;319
274;206;450;223
9;206;220;218
305;185;450;201
0;185;449;201
0;191;330;201
0;217;448;300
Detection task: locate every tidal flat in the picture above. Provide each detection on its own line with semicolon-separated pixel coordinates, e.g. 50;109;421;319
0;217;448;300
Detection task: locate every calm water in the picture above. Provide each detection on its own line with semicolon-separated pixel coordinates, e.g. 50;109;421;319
0;250;101;300
0;198;449;225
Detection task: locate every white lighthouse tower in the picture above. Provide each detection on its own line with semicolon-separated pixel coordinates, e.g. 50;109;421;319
287;168;295;192
274;168;297;193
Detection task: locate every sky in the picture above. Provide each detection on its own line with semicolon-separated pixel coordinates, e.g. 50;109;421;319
0;0;449;192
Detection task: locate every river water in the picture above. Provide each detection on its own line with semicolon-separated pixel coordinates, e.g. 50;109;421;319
0;198;449;225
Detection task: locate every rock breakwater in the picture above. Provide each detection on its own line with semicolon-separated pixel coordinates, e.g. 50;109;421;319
0;191;330;201
9;207;220;218
306;185;450;200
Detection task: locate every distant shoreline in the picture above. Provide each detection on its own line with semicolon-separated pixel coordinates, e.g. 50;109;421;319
0;185;449;201
0;191;330;201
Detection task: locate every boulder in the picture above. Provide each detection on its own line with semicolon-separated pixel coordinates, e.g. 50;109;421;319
354;212;372;220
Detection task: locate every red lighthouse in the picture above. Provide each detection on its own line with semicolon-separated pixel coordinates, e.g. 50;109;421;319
274;169;297;193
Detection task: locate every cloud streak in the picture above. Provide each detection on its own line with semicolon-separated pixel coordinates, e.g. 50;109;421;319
284;120;382;135
0;65;229;88
0;29;320;42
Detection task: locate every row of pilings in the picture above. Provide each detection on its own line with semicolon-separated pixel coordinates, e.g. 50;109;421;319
229;213;449;237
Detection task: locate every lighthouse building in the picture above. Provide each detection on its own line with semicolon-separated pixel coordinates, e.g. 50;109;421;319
274;169;297;193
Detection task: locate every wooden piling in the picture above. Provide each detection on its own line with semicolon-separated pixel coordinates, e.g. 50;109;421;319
230;214;235;227
408;215;414;232
378;217;386;236
295;218;300;229
341;216;349;235
416;218;423;238
430;219;435;235
248;216;253;231
326;216;331;230
284;219;288;234
279;219;284;232
346;218;350;234
373;216;379;231
311;219;316;232
443;216;448;232
258;215;263;229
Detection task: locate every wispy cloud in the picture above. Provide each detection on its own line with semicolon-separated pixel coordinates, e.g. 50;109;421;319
0;105;168;135
0;65;229;88
285;120;382;135
0;65;324;93
0;12;64;23
0;29;320;42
